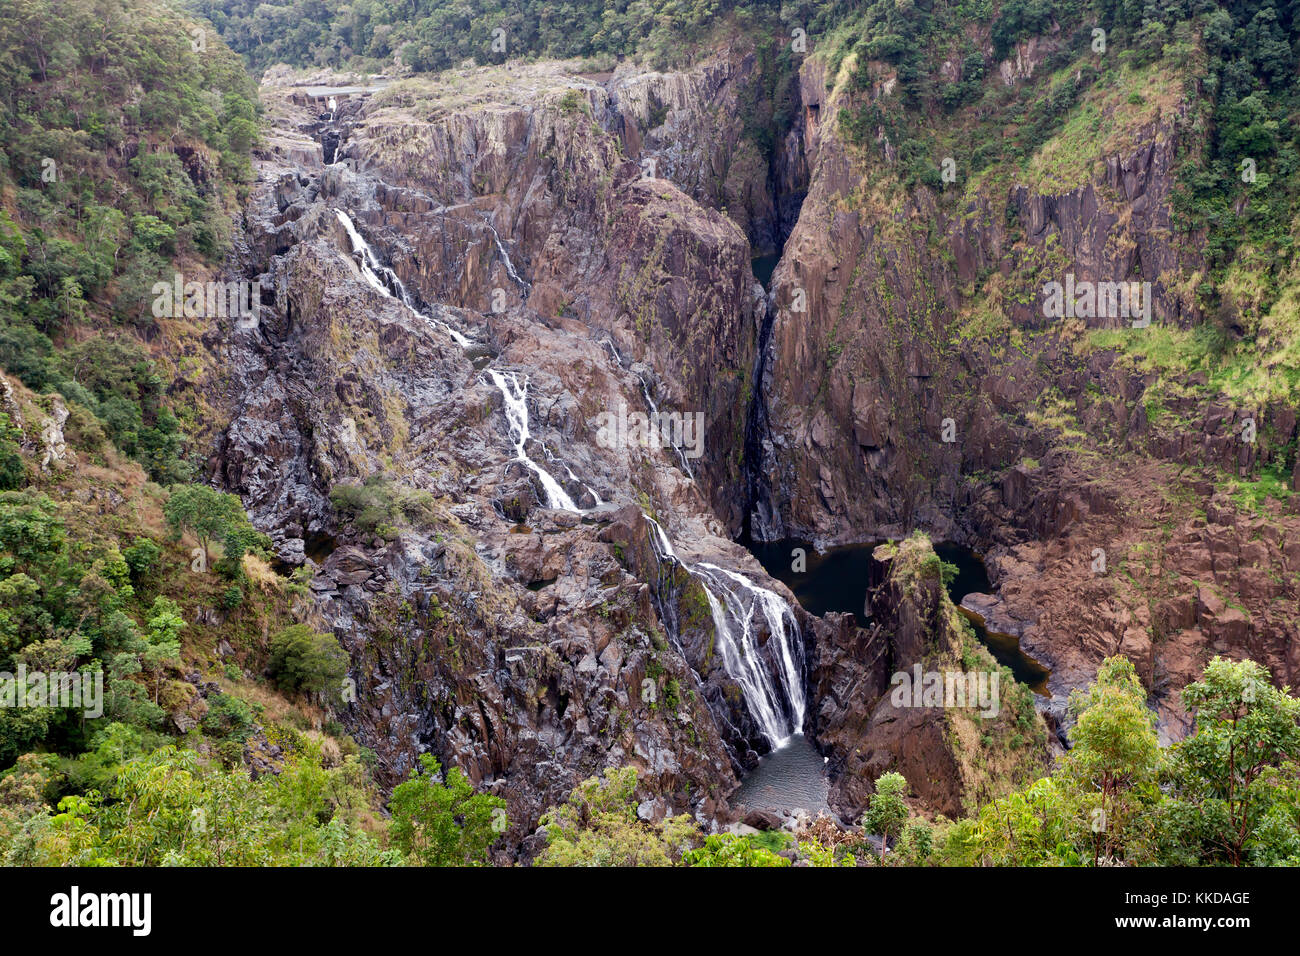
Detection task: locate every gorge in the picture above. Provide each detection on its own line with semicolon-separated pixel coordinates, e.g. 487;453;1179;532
2;0;1298;871
213;26;1300;850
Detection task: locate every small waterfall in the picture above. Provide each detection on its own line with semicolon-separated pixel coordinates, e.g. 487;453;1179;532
481;216;531;295
696;562;806;742
333;213;601;516
483;369;580;513
333;210;471;347
545;447;602;507
643;515;805;748
601;338;695;480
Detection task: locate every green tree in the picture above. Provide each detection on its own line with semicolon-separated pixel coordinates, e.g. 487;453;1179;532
163;483;249;568
862;771;909;862
141;597;183;704
388;753;505;866
1060;656;1160;865
267;624;348;700
1156;657;1300;865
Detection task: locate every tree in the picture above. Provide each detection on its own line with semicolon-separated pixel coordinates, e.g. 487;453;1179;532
267;624;348;700
27;745;395;866
142;597;183;704
214;524;271;582
388;753;505;866
1157;657;1300;865
536;766;700;866
162;483;249;568
1060;656;1160;864
966;776;1078;866
682;833;790;867
896;819;933;864
862;771;909;862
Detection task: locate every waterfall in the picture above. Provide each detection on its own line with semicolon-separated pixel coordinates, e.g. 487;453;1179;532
696;562;806;742
481;216;531;294
333;209;472;347
643;515;805;748
546;446;603;507
483;369;580;513
601;337;695;480
332;213;601;515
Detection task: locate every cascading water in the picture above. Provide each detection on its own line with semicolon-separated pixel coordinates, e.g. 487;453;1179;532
333;210;472;347
696;562;806;740
482;215;531;295
335;197;803;748
332;212;603;513
601;337;695;480
482;369;582;513
644;515;806;749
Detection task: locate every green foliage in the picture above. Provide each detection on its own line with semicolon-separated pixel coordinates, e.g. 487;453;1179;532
895;819;933;864
0;414;25;491
1154;657;1300;865
682;832;791;867
188;0;844;74
1060;656;1161;864
163;483;253;566
388;753;505;866
328;475;435;533
1167;0;1300;308
122;538;162;581
861;770;909;861
535;766;701;866
267;625;349;700
934;654;1300;867
2;744;396;866
0;0;259;481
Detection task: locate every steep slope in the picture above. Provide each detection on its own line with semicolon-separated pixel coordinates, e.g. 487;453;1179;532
202;56;843;851
811;534;1049;818
748;13;1300;740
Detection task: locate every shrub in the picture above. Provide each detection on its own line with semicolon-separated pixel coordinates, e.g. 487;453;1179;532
267;624;348;699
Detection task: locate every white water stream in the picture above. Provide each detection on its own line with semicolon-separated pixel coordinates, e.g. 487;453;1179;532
645;515;805;748
334;210;471;346
482;369;582;512
601;338;695;479
333;206;803;748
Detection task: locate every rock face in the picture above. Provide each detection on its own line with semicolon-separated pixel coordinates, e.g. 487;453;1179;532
325;55;776;531
201;51;822;856
746;50;1300;739
810;536;1048;819
200;34;1297;847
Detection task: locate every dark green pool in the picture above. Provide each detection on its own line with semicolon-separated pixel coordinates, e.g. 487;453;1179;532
747;538;1050;694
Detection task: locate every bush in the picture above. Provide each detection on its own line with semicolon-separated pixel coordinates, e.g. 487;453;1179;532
267;624;348;699
123;538;162;580
388;753;506;866
0;413;24;490
329;476;435;533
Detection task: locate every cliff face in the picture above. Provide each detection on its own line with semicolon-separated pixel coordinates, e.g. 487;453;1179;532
204;27;1299;840
748;45;1300;740
200;53;827;854
325;56;774;530
810;535;1049;819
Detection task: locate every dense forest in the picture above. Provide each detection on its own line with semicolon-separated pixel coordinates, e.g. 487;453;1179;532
183;0;858;73
0;0;1297;869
